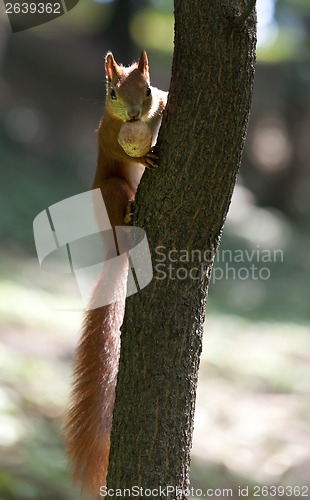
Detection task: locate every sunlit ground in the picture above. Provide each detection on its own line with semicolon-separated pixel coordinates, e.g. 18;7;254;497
0;246;309;499
191;317;310;498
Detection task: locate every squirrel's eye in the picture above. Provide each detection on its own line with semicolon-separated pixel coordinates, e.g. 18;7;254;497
146;86;151;97
110;89;117;100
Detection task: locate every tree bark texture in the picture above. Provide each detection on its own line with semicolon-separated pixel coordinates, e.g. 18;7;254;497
107;1;257;498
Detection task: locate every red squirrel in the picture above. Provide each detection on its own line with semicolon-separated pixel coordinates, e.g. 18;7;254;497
64;51;167;497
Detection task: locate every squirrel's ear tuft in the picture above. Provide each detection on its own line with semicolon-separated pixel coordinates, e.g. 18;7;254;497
138;50;149;76
105;52;118;82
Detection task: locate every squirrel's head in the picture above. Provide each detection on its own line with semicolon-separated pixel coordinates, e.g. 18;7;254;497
105;51;153;122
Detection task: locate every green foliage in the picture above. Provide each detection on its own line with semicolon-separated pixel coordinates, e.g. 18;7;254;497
130;9;174;53
258;0;310;62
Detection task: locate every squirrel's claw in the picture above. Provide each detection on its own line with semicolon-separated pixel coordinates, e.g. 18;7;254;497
124;203;134;224
145;159;159;169
124;213;133;224
144;146;160;169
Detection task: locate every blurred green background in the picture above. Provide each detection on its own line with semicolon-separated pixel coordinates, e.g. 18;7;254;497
0;0;309;498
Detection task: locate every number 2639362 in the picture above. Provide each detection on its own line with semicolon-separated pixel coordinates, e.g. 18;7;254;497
5;3;61;14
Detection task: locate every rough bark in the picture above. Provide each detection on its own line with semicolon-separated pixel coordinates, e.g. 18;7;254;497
107;1;257;498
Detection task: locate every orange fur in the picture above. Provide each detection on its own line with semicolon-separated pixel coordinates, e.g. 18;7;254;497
65;298;125;497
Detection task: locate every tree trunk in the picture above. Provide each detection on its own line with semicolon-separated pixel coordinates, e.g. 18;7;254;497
107;1;257;498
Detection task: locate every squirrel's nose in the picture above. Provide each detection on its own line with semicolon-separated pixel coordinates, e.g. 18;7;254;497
127;110;140;120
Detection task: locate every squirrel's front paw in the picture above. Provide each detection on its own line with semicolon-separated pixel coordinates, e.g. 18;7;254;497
124;202;134;224
143;145;160;169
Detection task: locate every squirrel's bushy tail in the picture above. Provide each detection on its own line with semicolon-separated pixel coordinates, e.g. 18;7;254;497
65;178;133;497
64;269;127;497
